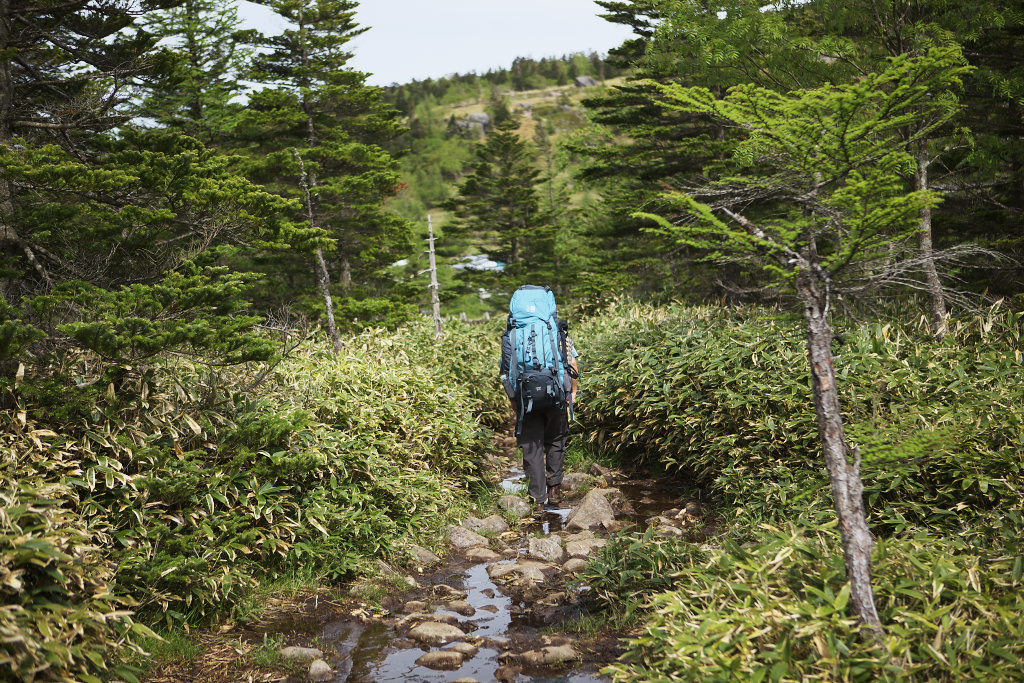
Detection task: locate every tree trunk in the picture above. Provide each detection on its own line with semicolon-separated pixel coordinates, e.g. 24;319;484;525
314;247;343;353
796;269;885;639
339;255;352;290
915;141;947;339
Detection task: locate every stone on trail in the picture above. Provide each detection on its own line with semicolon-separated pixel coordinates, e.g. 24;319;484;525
465;547;502;562
563;558;588;574
488;560;551;583
519;644;579;666
407;544;440;565
528;535;565;564
463;514;509;534
403;600;429;613
416;650;465;670
563;530;595;543
432;583;468;600
565;489;616;530
565;537;606;558
307;659;333;681
560;472;593;492
498;495;532;518
448;525;490;549
408;621;467;645
280;646;323;662
446;599;475;616
453;678;483;683
450;641;479;657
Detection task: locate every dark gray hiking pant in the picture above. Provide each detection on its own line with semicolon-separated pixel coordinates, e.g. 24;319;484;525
517;405;569;504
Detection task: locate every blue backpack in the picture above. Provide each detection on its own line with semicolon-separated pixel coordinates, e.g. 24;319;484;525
501;285;573;433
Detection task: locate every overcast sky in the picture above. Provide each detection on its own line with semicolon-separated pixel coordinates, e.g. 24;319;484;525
237;0;635;86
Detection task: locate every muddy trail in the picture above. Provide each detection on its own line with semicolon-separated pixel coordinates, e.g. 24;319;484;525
153;436;705;683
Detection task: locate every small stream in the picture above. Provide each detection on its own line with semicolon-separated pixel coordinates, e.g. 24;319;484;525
310;468;684;682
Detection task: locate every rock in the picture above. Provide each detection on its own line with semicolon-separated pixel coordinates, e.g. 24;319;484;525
488;560;551;583
500;548;519;559
495;664;521;682
498;495;532;517
465;547;502;562
307;659;333;681
453;679;482;683
528;535;565;563
408;621;467;645
647;515;676;527
403;600;429;613
563;558;588;573
446;600;475;616
280;646;323;663
519;644;579;666
432;583;468;600
407;544;440;565
565;489;615;531
450;642;479;657
560;472;593;492
566;537;607;558
563;530;595;543
464;514;509;534
659;525;685;537
480;604;500;613
416;650;465;670
588;463;614;479
448;525;489;549
403;575;419;589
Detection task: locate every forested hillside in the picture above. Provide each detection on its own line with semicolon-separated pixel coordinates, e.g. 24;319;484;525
2;0;1024;680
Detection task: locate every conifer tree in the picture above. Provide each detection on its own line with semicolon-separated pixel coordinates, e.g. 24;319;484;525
139;0;254;144
639;48;971;636
239;0;409;349
445;120;546;275
0;0;295;365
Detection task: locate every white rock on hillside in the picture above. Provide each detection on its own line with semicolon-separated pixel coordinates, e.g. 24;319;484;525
528;535;564;564
448;525;489;549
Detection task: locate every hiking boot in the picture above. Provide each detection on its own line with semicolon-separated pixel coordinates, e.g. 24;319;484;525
548;484;563;505
534;502;547;517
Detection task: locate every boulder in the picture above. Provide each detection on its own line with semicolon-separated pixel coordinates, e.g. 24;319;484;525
528;535;564;564
448;525;489;549
565;537;606;558
416;650;465;670
280;646;323;663
307;659;333;681
407;544;440;565
432;583;468;600
565;489;615;531
408;621;467;645
465;547;502;562
498;495;532;517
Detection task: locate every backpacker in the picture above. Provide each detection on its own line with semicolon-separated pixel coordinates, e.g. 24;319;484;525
501;285;574;434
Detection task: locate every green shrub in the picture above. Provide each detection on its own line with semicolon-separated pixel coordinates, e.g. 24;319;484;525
1;318;501;679
600;525;1024;682
576;302;1024;537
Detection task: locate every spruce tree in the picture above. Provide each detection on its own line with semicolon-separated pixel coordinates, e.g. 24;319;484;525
239;0;409;348
0;0;293;365
138;0;254;144
445;120;547;278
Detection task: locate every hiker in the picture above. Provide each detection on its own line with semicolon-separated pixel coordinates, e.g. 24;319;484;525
500;285;579;515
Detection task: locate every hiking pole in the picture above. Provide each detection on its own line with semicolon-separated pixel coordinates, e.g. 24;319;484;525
427;214;444;340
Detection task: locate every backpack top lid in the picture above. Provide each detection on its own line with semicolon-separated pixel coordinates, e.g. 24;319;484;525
509;285;557;325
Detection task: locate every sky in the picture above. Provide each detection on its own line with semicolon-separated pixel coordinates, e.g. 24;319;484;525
237;0;636;86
